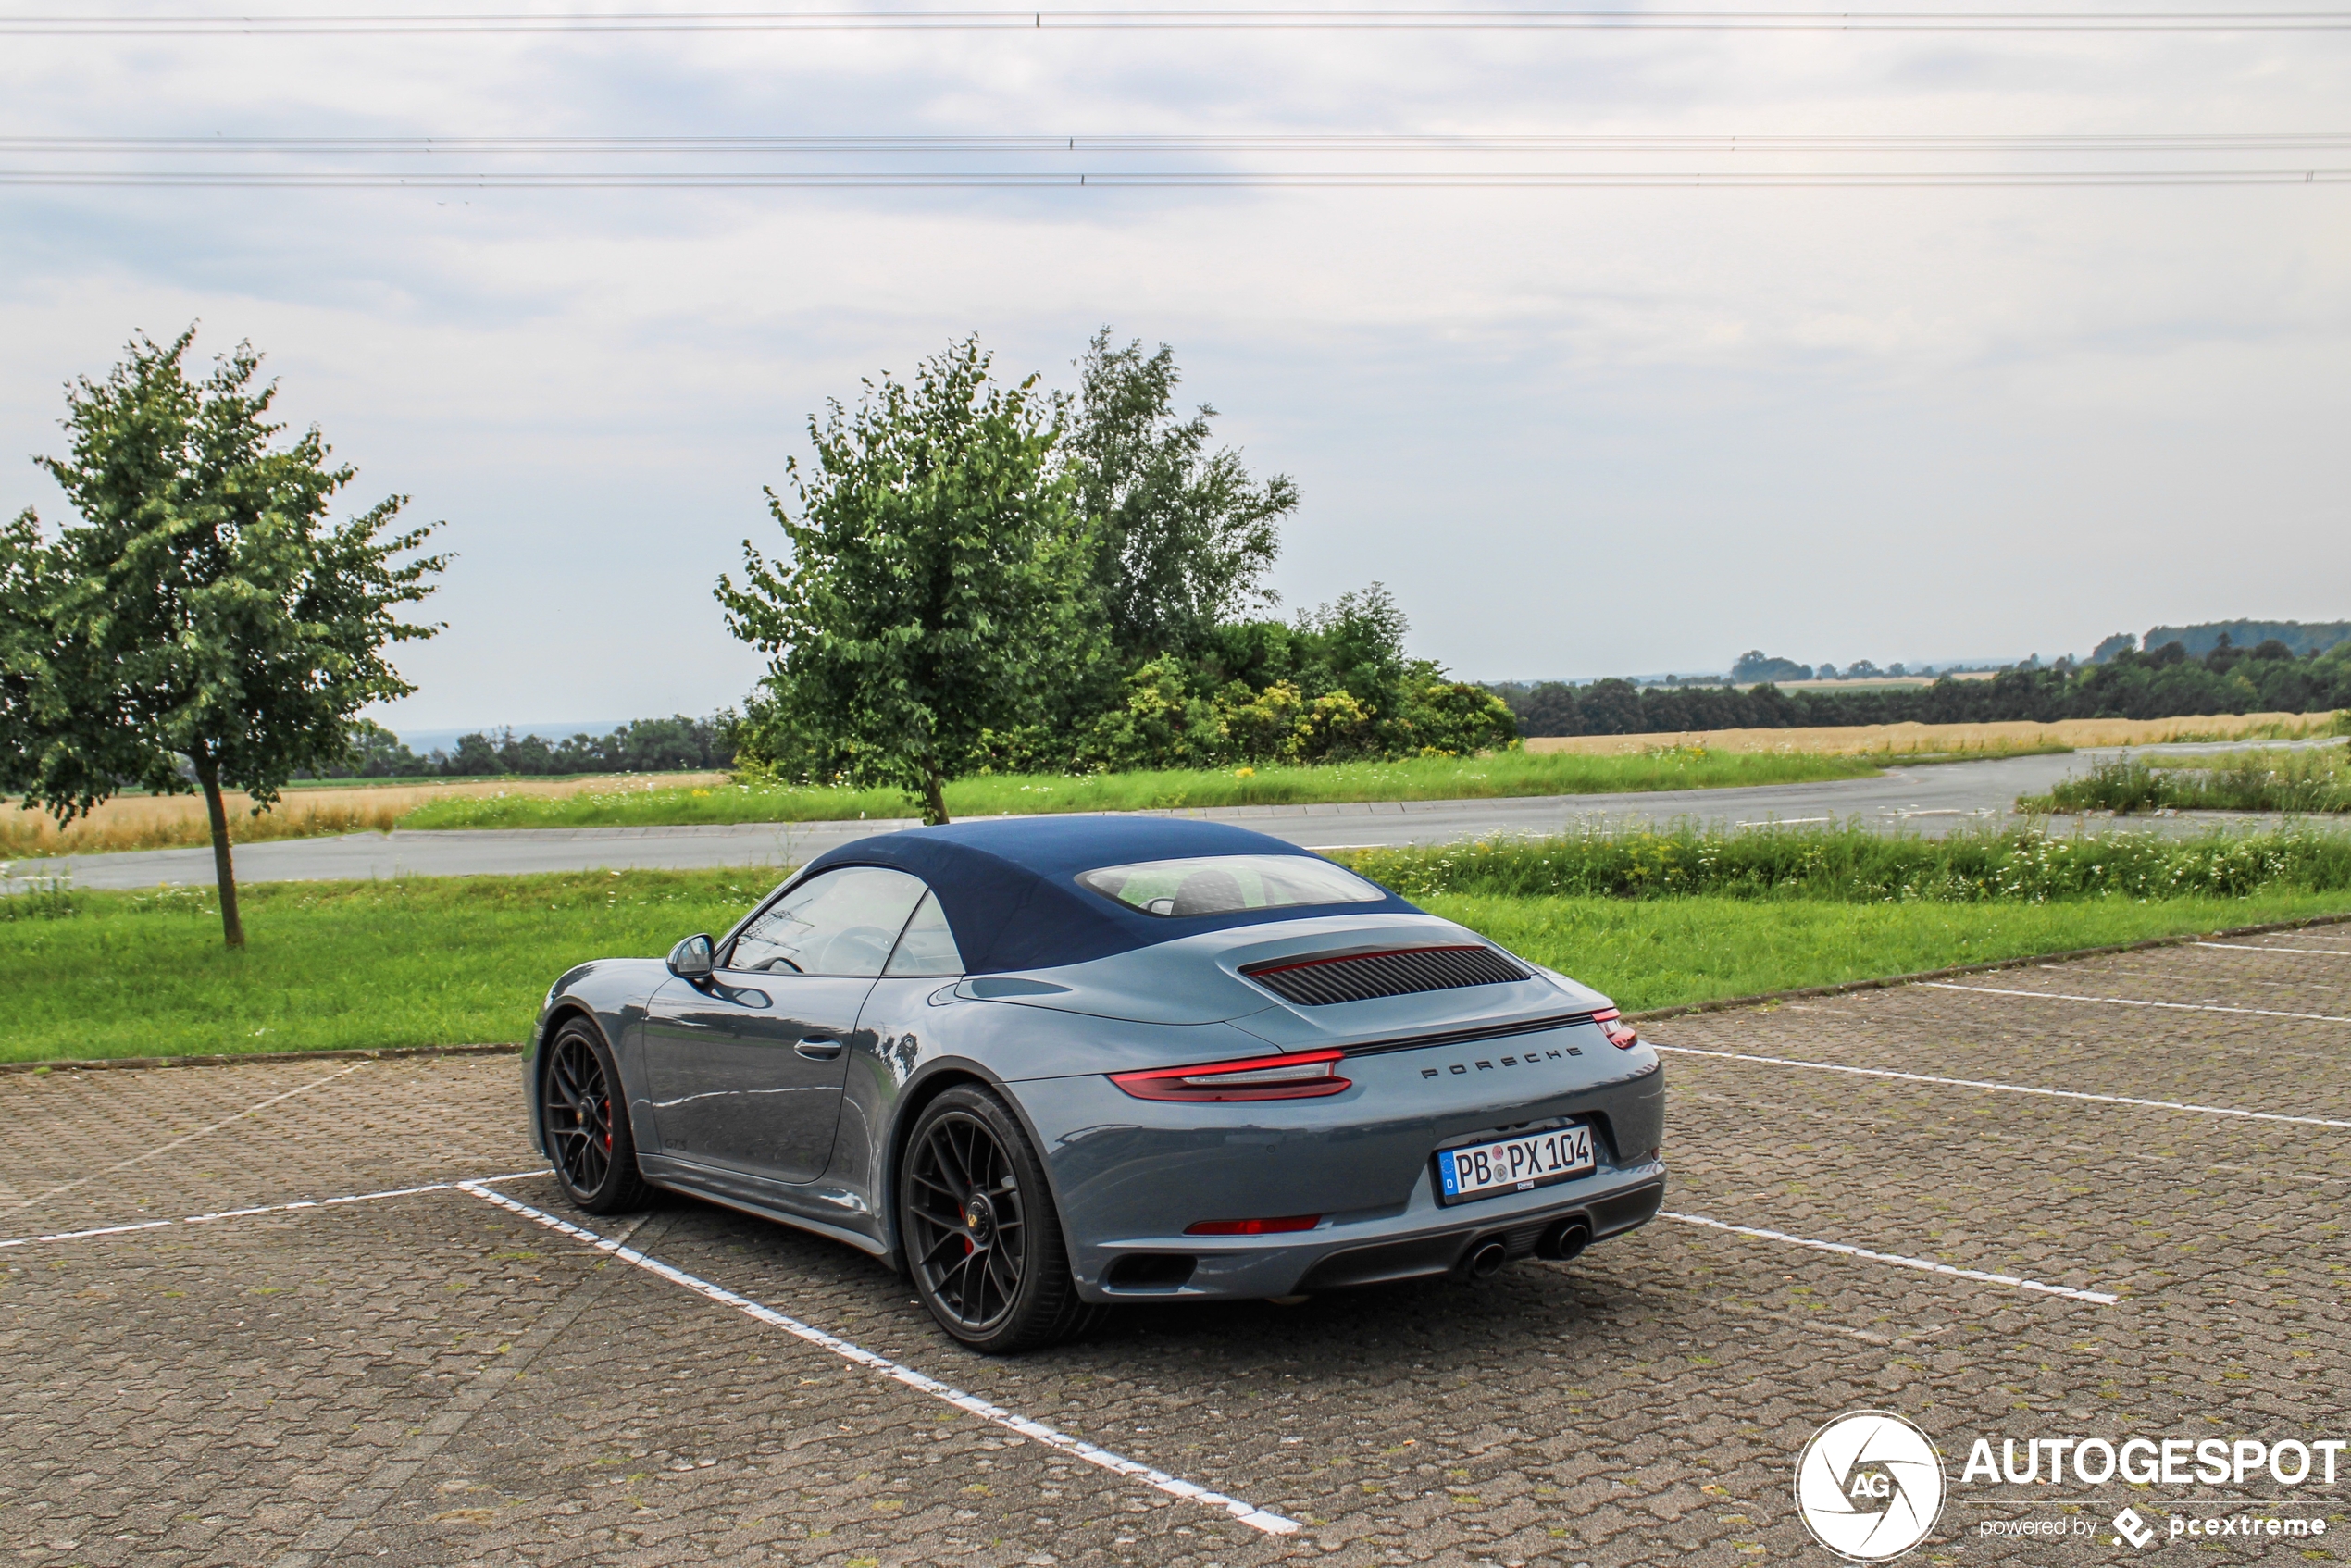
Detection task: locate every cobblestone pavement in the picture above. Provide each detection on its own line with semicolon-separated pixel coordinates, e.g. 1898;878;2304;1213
4;931;2345;1567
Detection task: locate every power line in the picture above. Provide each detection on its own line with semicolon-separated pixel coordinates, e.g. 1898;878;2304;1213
7;8;2351;34
6;132;2351;152
2;167;2342;184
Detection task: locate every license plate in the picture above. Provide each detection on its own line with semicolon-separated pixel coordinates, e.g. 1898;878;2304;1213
1435;1123;1595;1204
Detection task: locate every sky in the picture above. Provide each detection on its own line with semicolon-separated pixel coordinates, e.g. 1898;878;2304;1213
3;7;2346;733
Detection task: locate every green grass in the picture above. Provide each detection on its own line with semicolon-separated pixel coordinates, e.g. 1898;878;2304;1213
399;747;1886;831
0;871;763;1062
1424;891;2349;1013
2021;745;2351;815
3;859;2345;1061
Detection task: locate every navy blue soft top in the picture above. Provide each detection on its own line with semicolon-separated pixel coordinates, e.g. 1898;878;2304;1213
798;815;1421;975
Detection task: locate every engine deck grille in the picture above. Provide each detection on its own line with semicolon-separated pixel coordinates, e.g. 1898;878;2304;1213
1241;944;1531;1007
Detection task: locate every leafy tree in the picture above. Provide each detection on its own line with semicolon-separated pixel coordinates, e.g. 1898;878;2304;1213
2088;632;2136;665
1574;678;1648;735
1731;650;1813;683
1070;330;1297;661
338;717;429;778
717;338;1092;824
0;329;444;947
1501;680;1584;739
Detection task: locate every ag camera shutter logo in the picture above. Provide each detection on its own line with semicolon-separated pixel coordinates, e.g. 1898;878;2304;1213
1795;1411;1947;1561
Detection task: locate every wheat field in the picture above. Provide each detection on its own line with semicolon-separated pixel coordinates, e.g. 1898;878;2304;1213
1522;711;2341;759
1;771;732;858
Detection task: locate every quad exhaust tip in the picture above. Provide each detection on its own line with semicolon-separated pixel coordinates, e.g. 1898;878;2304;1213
1461;1216;1592;1282
1536;1219;1592;1262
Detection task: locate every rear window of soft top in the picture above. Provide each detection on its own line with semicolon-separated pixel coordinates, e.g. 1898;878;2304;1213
1077;853;1387;918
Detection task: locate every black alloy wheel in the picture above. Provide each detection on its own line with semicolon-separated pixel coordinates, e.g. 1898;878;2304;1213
542;1020;652;1214
899;1085;1093;1354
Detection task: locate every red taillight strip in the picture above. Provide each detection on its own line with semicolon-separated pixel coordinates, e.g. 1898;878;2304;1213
1109;1048;1352;1101
1592;1007;1639;1050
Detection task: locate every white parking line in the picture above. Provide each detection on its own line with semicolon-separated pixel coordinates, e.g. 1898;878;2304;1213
3;1063;367;1214
0;1218;177;1248
1653;1043;2351;1130
2197;941;2351;957
1921;981;2351;1025
1661;1212;2120;1305
460;1181;1301;1537
0;1170;554;1251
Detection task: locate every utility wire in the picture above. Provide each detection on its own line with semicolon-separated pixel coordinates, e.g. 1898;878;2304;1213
8;8;2351;34
7;132;2351;152
3;167;2343;184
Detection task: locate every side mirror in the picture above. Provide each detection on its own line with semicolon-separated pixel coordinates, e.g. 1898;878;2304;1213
666;933;715;979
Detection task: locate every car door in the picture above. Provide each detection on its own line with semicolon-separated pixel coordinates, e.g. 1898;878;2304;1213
642;865;929;1184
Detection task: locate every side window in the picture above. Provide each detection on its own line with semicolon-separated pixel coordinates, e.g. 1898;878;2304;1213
728;866;927;977
882;890;964;977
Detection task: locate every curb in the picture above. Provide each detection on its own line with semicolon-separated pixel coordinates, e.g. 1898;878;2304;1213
0;1041;524;1076
1626;910;2351;1023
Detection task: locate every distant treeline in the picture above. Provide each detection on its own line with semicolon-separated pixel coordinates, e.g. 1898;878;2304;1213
2121;619;2351;661
1494;637;2351;738
315;714;740;778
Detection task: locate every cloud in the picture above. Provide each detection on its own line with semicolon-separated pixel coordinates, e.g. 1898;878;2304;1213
2;15;2346;721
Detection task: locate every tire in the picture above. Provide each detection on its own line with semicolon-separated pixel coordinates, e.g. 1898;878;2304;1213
541;1018;653;1215
898;1085;1095;1354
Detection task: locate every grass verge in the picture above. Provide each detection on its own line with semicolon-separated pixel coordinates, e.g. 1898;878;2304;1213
1340;823;2351;901
0;871;762;1062
400;748;1884;832
1423;892;2349;1013
3;854;2345;1060
2019;745;2351;815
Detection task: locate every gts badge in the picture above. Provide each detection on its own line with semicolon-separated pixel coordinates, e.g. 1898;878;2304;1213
1421;1045;1581;1078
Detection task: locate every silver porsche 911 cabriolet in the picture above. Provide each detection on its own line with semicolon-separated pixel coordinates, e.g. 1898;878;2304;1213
525;816;1665;1353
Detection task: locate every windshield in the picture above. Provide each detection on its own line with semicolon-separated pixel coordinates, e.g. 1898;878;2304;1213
1077;854;1387;918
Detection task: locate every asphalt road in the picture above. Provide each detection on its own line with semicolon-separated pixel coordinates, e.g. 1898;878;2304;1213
7;743;2335;893
7;931;2345;1565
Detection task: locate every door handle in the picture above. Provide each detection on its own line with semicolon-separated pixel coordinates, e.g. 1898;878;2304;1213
794;1036;843;1061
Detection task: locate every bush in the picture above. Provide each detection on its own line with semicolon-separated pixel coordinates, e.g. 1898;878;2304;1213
742;582;1523;778
1340;825;2351;903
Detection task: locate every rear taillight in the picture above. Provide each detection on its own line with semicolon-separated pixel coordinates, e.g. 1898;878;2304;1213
1109;1047;1351;1101
1592;1007;1639;1050
1184;1214;1322;1236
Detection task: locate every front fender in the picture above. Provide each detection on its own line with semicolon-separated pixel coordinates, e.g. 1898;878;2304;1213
526;958;671;1164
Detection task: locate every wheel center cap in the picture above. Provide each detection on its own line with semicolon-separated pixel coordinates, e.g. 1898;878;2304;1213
963;1192;998;1245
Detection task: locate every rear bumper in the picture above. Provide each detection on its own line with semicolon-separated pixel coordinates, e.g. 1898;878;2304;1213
1072;1159;1667;1303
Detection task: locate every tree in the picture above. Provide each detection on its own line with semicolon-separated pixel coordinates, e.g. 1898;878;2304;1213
327;717;429;778
0;329;444;947
716;338;1092;825
1069;330;1298;661
1731;650;1813;684
2088;632;2136;665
